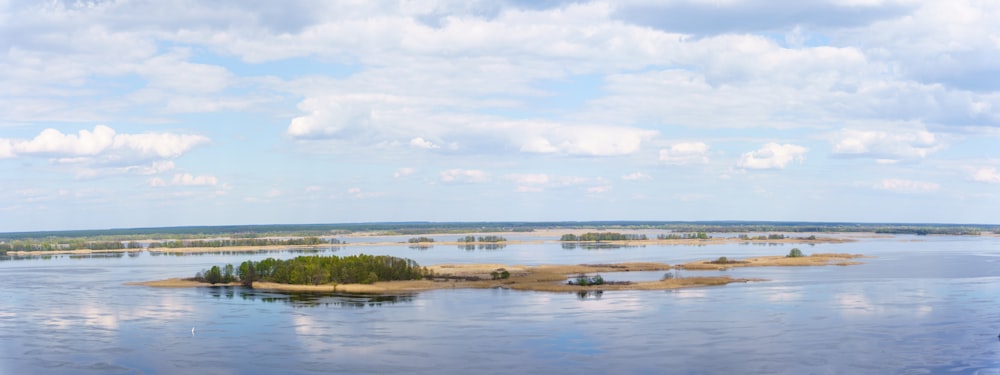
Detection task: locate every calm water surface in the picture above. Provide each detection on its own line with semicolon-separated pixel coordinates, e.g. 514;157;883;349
1;235;999;374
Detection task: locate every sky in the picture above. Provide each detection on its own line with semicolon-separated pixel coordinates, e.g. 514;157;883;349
2;0;999;232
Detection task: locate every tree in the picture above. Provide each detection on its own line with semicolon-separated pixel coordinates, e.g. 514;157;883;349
787;248;805;257
205;266;222;284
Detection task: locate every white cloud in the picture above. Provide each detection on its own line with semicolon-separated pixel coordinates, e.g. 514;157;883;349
500;121;656;156
621;172;651;181
287;98;372;139
171;173;218;187
440;169;491;183
347;187;381;199
587;185;612;194
832;127;944;161
394;167;416;178
872;178;940;193
507;174;550;185
971;167;1000;184
304;185;323;192
659;142;709;165
148;177;167;187
409;137;440;149
737;143;807;170
0;125;209;160
504;173;592;192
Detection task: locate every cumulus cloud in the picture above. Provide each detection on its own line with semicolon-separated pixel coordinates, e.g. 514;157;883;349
504;173;592;192
171;173;218;186
409;137;440;149
831;127;944;161
587;185;612;194
394;167;416;178
440;169;491;183
347;187;381;199
737;143;808;170
0;125;209;160
621;172;651;181
287;99;372;139
872;178;940;193
503;121;656;156
659;142;710;165
971;167;1000;184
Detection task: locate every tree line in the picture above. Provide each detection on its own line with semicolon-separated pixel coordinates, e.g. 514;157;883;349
560;232;649;241
194;254;430;286
150;237;341;248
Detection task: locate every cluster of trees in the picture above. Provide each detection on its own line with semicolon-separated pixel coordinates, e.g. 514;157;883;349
710;256;740;264
490;269;511;280
407;237;435;243
152;237;339;248
567;274;605;286
560;233;648;241
787;248;805;257
457;235;507;243
656;232;710;240
194;254;430;286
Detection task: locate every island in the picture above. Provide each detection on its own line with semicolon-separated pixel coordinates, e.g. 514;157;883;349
128;251;866;293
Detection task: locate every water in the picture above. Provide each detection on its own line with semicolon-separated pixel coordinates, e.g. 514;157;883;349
1;235;999;374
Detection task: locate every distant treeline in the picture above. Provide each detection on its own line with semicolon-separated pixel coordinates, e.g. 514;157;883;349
3;221;997;249
657;232;711;240
150;237;340;248
0;237;341;254
194;254;429;285
561;233;649;241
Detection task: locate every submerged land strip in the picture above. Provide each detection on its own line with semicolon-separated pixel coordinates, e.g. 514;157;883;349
129;254;865;293
7;231;853;256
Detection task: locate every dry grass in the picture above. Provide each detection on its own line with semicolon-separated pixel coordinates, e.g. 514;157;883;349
125;278;241;288
677;253;866;270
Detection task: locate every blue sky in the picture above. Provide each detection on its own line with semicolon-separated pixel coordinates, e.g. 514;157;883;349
2;0;999;232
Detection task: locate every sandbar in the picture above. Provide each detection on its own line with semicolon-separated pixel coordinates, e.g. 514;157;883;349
677;253;866;270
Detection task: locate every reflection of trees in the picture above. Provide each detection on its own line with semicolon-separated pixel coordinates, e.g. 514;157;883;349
458;244;506;251
210;288;416;308
560;243;643;250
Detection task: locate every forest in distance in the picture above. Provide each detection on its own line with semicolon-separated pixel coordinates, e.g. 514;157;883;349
1;221;998;256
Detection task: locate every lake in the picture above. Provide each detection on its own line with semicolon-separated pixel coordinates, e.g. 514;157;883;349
1;234;999;374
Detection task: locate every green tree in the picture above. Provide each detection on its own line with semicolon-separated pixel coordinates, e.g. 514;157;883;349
205;266;222;284
787;248;805;257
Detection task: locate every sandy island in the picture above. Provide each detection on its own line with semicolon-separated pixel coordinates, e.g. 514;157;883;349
128;254;866;293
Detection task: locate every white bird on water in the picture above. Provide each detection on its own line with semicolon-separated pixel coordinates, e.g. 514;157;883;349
191;327;195;336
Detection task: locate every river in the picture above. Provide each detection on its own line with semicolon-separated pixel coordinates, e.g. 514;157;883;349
1;234;998;374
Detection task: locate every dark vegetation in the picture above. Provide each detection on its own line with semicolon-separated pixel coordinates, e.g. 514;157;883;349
407;237;435;243
151;237;340;248
560;232;649;241
193;254;429;286
657;232;710;239
787;248;805;257
709;256;744;265
490;269;511;280
567;274;605;286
